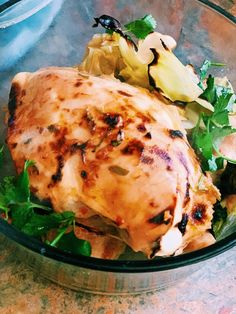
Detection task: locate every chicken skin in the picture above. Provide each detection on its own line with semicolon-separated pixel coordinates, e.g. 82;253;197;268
7;67;220;257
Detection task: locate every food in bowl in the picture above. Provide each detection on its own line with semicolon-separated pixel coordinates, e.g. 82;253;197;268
2;15;236;260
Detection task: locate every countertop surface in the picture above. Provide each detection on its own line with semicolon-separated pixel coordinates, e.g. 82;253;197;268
0;0;236;313
0;234;235;314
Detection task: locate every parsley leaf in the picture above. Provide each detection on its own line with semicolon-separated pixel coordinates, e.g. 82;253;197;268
191;66;236;171
124;14;157;39
0;156;91;257
21;211;75;237
200;75;217;104
56;231;91;256
15;160;34;203
211;93;235;127
0;161;51;224
192;125;213;160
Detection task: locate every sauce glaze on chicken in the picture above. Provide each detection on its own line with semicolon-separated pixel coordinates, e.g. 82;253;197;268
7;67;220;257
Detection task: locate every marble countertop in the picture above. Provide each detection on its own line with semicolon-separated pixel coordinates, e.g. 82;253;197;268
0;234;235;314
0;1;236;313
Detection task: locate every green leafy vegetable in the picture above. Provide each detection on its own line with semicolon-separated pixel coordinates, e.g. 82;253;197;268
55;231;92;256
45;224;91;256
0;156;91;256
213;202;236;240
200;75;218;104
0;161;51;224
191;68;236;171
15;160;35;203
124;14;157;39
21;212;75;237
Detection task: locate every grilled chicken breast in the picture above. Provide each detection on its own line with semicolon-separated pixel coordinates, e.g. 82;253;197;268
7;67;220;257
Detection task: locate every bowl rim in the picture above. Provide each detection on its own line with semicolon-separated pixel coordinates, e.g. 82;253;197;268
0;0;54;29
0;0;236;274
0;218;236;273
198;0;236;24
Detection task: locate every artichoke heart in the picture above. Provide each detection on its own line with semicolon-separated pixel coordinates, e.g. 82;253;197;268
119;32;202;102
118;36;150;89
78;33;124;76
148;48;203;102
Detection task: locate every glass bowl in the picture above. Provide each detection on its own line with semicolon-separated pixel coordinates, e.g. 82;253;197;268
0;0;236;295
0;0;64;71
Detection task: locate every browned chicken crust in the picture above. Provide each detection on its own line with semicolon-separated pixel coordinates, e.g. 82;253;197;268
7;67;220;257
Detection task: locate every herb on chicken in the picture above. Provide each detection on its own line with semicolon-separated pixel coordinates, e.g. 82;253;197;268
0;156;91;256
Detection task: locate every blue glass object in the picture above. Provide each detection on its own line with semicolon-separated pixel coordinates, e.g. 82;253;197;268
0;0;64;70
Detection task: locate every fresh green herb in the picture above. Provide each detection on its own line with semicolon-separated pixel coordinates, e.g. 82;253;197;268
191;68;236;171
111;140;122;147
0;161;51;224
45;223;91;256
200;75;233;106
15;160;35;203
108;165;129;176
198;60;225;90
200;75;218;104
212;202;236;240
55;231;91;256
124;14;157;39
0;156;91;256
21;212;75;237
192;118;236;172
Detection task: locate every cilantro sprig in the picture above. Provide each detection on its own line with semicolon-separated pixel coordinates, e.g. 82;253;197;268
191;62;236;172
124;14;157;39
0;155;91;256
